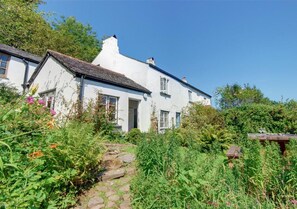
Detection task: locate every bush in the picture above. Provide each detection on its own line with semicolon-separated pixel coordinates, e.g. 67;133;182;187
0;83;20;104
125;128;142;144
0;94;104;208
223;103;297;136
178;103;235;150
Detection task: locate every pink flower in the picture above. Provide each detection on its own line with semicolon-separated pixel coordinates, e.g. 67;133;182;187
38;99;45;105
50;109;56;116
26;96;34;104
291;200;297;205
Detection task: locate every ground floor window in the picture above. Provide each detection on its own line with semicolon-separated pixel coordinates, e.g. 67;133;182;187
39;89;56;110
100;95;118;123
0;53;10;78
176;112;181;128
160;110;169;129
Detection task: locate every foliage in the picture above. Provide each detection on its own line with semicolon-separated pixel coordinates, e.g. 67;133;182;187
132;131;297;208
223;103;297;136
0;83;20;104
0;93;104;208
69;93;121;140
215;83;271;109
0;0;101;61
178;103;234;150
52;16;101;62
181;103;224;130
125;128;142;144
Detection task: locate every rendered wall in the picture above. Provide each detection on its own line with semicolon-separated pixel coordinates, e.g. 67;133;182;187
92;37;211;131
0;56;38;92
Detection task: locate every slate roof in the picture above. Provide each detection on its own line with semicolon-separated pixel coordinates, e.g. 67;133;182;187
30;50;151;94
121;53;211;98
0;44;42;63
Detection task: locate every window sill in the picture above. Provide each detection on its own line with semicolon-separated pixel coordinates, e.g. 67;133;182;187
160;92;171;98
0;76;8;80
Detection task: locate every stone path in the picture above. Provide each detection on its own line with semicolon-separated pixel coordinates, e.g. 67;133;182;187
74;143;136;209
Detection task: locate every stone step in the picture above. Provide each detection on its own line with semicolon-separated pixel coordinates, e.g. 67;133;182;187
101;168;126;181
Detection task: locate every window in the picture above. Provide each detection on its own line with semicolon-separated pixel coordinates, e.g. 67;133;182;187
176;112;181;128
0;53;10;78
160;77;169;94
100;95;118;122
188;90;192;102
40;90;56;110
160;110;169;129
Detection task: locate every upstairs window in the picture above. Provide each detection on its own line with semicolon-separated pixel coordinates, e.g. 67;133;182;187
188;90;192;102
160;110;169;129
160;77;169;94
0;53;10;78
100;95;118;123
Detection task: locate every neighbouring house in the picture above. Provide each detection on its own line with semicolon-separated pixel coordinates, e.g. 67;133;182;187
29;37;211;132
92;36;211;131
0;44;42;92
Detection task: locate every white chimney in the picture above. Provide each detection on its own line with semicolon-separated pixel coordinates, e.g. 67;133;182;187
102;35;119;54
182;77;187;83
146;57;155;65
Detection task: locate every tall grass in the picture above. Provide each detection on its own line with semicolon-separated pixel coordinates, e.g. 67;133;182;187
132;131;297;208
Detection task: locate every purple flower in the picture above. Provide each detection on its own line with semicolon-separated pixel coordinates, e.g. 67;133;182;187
50;109;56;116
26;96;34;104
38;99;45;105
291;200;297;205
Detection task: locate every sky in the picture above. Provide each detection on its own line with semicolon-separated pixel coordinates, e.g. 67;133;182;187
40;0;297;102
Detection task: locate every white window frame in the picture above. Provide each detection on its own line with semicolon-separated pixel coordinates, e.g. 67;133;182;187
160;110;169;129
0;53;10;78
160;77;169;95
188;90;192;102
176;112;181;128
100;95;118;123
39;89;56;110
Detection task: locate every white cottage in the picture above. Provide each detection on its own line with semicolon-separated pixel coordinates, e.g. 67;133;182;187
0;44;41;92
29;37;211;132
29;50;152;132
92;36;211;131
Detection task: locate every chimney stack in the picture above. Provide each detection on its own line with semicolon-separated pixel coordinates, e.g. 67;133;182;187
182;77;187;83
146;57;155;65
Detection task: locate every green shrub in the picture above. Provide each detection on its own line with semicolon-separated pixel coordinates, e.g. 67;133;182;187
0;83;20;104
125;128;142;144
0;94;104;208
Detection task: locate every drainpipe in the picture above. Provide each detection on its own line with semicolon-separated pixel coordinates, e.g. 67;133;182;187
79;75;85;102
22;59;29;94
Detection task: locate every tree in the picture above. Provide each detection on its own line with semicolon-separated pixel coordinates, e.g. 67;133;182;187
0;0;101;61
215;83;271;109
52;16;101;62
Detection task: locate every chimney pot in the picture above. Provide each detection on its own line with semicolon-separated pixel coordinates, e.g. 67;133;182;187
146;57;155;65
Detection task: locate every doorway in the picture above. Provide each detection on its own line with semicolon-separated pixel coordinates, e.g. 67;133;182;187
128;100;139;131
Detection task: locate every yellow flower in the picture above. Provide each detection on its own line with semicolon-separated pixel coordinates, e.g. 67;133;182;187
29;84;39;96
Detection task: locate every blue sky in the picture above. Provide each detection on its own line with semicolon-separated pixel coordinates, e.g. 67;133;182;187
40;0;297;102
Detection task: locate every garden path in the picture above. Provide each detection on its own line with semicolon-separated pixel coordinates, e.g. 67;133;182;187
74;143;136;209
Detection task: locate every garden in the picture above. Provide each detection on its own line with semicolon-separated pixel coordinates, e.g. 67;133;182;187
1;83;297;208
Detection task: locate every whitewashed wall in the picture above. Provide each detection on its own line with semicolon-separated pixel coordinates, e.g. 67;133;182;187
32;56;151;132
83;80;151;132
92;36;211;130
31;57;79;117
0;56;38;92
